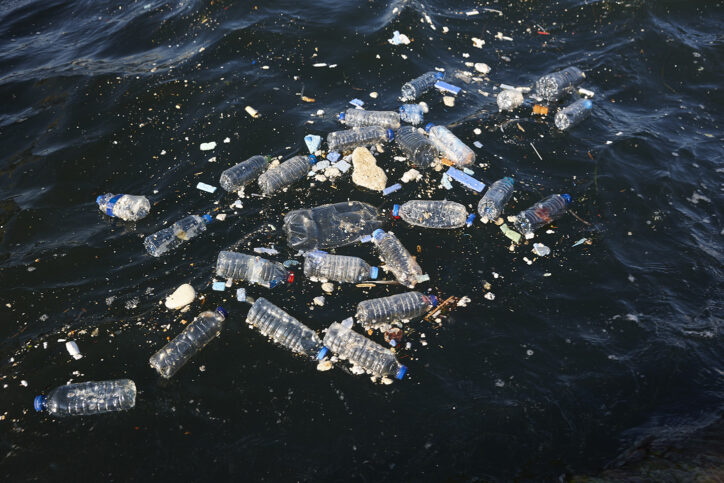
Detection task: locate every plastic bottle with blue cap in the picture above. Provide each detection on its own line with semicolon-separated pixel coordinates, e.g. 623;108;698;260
96;193;151;221
219;155;270;192
320;321;408;381
478;177;515;223
356;291;438;329
257;154;316;196
326;126;395;153
338;109;400;129
34;379;136;417
149;307;229;379
392;200;472;229
143;214;213;257
535;66;586;102
371;229;424;288
554;99;593;130
401;71;445;101
425;123;475;167
215;251;293;288
303;251;379;283
246;297;323;358
513;193;572;239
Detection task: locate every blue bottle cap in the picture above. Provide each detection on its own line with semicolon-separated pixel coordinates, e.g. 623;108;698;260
386;128;394;141
434;71;444;79
316;347;329;360
369;266;379;280
466;213;476;226
96;195;103;205
372;228;386;239
583;99;593;109
424;123;435;132
216;306;229;318
428;294;438;307
392;204;400;217
503;176;514;184
395;365;408;380
338;112;346;121
34;395;46;412
562;193;572;204
202;214;213;223
308;154;317;165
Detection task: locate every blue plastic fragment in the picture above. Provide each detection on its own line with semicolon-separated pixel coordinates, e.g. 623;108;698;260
349;98;364;108
435;81;461;95
212;281;226;291
446;167;486;192
383;183;402;196
327;151;341;162
304;134;322;153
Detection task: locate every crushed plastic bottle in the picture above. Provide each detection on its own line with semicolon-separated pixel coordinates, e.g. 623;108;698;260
96;194;151;221
246;297;323;358
283;201;382;251
497;89;524;111
318;321;407;380
219;155;270;192
535;66;586;102
303;251;378;283
149;307;228;378
401;71;444;101
215;251;293;288
258;154;316;196
327;126;394;153
477;177;515;223
513;194;572;239
339;109;400;129
399;104;426;125
34;379;136;417
371;229;423;288
395;126;438;168
425;124;475;167
144;214;212;257
393;200;473;229
356;291;438;328
554;99;592;130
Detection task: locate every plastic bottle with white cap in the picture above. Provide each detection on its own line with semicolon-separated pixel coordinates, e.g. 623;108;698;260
143;214;213;257
34;379;136;417
303;251;379;283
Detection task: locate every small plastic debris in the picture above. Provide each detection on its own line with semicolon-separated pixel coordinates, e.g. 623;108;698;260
304;134;322;153
196;182;217;193
165;284;196;309
212;281;226;291
321;282;334;293
327;151;341;162
231;200;243;209
349;98;364;108
215;214;227;221
223;137;231;143
253;247;279;255
283;260;300;268
484;292;496;300
578;87;595;97
384;328;404;344
500;223;522;244
301;96;316;103
532;243;551;256
236;288;246;302
388;30;411;45
317;360;333;371
383;183;402;196
532;104;549;116
245;106;260;118
416;274;430;283
473;141;483;148
313;63;327;67
471;37;485;48
401;169;422;183
445;167;485;192
333;159;351;173
435;81;461;95
474;63;490;74
443;96;455;107
65;341;82;360
441;174;453;190
572;238;589;247
313;296;325;307
199;142;216;151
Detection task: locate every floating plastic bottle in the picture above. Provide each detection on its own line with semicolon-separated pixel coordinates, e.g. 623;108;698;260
497;89;525;111
303;251;378;283
318;320;407;380
425;124;475;167
96;194;151;221
371;229;423;288
535;66;586;102
219;155;270;192
399;104;427;125
401;71;444;101
395;126;438;168
215;251;293;288
339;109;400;129
356;291;437;328
246;297;323;358
327;126;394;153
393;200;473;229
144;214;212;257
258;154;316;196
284;201;382;251
149;307;228;378
477;177;515;223
554;99;592;130
513;194;572;239
34;379;136;417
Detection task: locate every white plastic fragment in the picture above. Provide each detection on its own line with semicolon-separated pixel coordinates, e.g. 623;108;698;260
223;137;231;143
165;284;196;309
443;96;455;107
199;142;216;151
322;282;334;293
245;106;259;118
474;63;490;74
65;341;82;360
196;182;217;193
473;141;483;148
388;31;411;45
441;174;453;190
484;292;496;300
236;288;246;302
401;169;422;183
304;134;322;153
369;92;378;99
313;63;327;67
572;238;589;247
472;37;485;48
313;296;325;307
416;274;430;283
578;88;595;97
465;9;479;16
215;214;227;221
254;247;279;255
532;243;551;256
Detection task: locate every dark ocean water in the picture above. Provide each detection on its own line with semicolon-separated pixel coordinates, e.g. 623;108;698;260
1;0;722;480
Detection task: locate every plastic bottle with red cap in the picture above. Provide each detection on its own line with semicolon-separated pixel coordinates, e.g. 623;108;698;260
513;193;572;239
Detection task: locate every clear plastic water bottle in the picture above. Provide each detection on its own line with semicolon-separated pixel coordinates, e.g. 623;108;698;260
554;99;592;130
477;177;515;223
339;109;400;129
425;124;475;167
371;229;423;288
144;214;212;257
284;201;382;251
399;104;427;125
246;297;323;358
392;200;474;229
535;66;586;102
215;251;293;288
258;154;316;196
395;126;438;168
356;291;438;328
96;194;151;221
303;250;378;283
401;71;444;101
149;307;228;378
327;126;394;153
497;89;524;111
513;193;572;239
317;320;407;380
34;379;136;417
219;155;270;192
